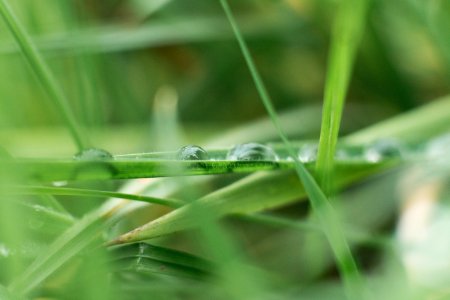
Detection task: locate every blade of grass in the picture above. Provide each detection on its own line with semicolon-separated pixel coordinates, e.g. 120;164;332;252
0;0;88;151
315;0;370;194
0;14;307;56
8;199;144;296
8;185;184;208
17;201;75;236
219;1;366;298
109;243;212;273
343;94;450;145
108;161;390;243
5;158;388;182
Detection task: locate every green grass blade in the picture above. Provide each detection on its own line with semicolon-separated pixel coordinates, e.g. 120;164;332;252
5;158;388;182
9;185;184;208
344;94;450;145
219;1;365;298
108;161;389;244
108;243;212;280
109;243;212;273
0;0;88;151
17;200;75;236
8;199;143;296
0;14;305;56
315;0;370;194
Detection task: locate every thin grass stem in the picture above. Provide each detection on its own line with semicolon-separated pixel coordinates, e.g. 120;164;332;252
7;185;184;208
0;0;88;151
219;1;365;298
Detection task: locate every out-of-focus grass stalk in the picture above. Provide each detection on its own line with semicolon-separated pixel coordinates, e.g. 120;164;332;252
0;0;88;151
9;185;184;208
219;1;364;299
315;0;370;195
8;198;144;296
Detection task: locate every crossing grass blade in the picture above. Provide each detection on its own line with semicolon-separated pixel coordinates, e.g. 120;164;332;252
315;0;370;194
219;0;366;298
0;0;88;151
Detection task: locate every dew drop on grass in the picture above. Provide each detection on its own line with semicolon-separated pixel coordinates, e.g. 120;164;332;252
364;138;404;162
176;145;208;160
227;143;278;161
297;143;318;163
73;148;113;161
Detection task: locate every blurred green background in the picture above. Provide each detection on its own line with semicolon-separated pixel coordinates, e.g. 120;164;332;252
0;0;448;156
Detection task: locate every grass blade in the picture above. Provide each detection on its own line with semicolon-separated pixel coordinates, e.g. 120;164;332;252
315;0;370;194
0;0;88;151
108;243;212;280
343;94;450;145
9;185;184;208
108;161;389;243
8;199;144;296
5;157;379;182
219;1;366;298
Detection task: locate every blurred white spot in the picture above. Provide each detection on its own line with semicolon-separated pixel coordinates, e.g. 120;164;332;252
0;243;10;258
397;180;450;288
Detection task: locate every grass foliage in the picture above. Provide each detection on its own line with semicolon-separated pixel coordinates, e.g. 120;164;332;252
0;0;449;299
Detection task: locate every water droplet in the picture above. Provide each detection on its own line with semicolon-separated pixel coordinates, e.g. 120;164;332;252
74;148;113;161
364;139;404;162
297;143;318;163
227;143;278;161
52;181;68;187
176;145;208;160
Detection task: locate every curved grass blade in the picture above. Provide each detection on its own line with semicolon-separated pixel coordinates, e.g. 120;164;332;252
9;186;184;208
219;1;366;298
0;0;88;150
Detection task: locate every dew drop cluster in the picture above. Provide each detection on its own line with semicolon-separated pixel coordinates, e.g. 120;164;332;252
176;139;409;164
